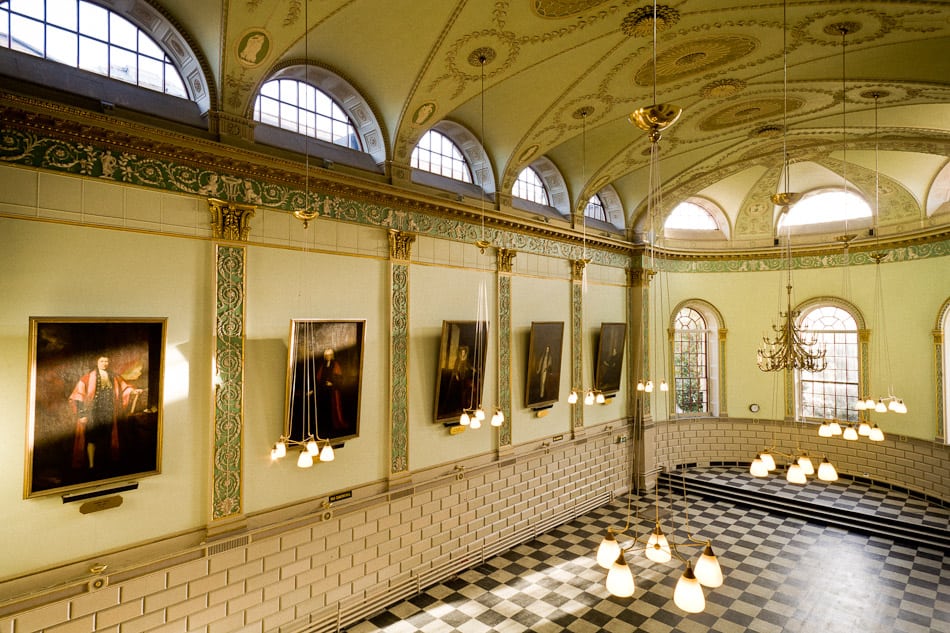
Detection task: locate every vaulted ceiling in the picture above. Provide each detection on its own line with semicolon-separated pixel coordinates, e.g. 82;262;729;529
67;1;950;248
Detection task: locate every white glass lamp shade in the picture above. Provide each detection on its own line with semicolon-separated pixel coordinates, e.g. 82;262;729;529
693;543;723;588
864;398;876;409
460;412;471;426
894;399;907;414
750;457;768;478
595;391;606;404
319;443;335;462
786;463;806;484
270;446;280;461
797;454;814;476
596;531;621;569
470;416;482;429
818;422;833;437
568;390;578;404
842;425;859;441
475;408;486;421
869;425;885;441
490;409;504;426
296;449;314;468
887;399;899;412
274;441;287;459
828;420;843;436
817;457;838;481
606;551;635;598
874;399;888;413
855;399;867;411
645;523;672;563
660;381;669;391
637;381;645;391
858;421;871;436
584;390;595;405
673;563;706;613
306;438;319;455
760;451;776;471
645;381;654;393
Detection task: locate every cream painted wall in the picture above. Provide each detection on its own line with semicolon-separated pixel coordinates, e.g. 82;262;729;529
0;217;213;578
408;259;499;470
663;256;950;440
242;243;390;513
509;274;572;444
581;270;630;427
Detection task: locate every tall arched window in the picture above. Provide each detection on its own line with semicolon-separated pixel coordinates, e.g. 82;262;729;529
513;167;550;206
411;130;473;183
779;189;872;230
670;300;724;416
938;298;950;442
254;79;361;150
0;0;187;97
799;304;860;421
673;307;709;413
666;201;718;231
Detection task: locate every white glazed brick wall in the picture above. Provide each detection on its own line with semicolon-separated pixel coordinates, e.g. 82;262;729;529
654;418;950;500
1;425;633;633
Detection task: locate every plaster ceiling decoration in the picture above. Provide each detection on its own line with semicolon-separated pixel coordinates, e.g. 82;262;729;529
9;0;941;253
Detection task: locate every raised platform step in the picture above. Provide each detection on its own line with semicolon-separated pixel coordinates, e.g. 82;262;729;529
658;466;950;552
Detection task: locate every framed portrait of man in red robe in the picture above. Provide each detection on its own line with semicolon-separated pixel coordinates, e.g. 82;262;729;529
284;319;364;446
25;317;165;498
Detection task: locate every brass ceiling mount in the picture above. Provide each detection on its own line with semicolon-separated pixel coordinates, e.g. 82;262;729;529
468;47;496;67
572;105;595;119
700;78;747;99
621;4;680;38
824;22;861;37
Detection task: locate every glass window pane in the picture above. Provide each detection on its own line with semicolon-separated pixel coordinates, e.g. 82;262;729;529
78;35;107;74
138;55;163;91
110;44;137;83
10;0;44;20
45;26;76;65
10;13;43;56
109;13;136;50
164;68;186;98
47;0;77;30
137;30;163;59
78;0;107;41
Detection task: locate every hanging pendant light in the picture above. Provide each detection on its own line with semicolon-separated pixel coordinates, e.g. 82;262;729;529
786;462;806;484
673;562;706;613
693;542;724;588
797;453;814;476
817;457;839;481
596;530;621;569
645;522;672;563
606;550;636;598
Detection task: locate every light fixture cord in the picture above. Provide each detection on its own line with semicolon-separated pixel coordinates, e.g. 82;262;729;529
781;0;790;193
479;55;487;244
651;0;658;105
840;27;849;214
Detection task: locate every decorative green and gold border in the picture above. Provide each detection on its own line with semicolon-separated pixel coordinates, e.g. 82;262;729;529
212;244;245;520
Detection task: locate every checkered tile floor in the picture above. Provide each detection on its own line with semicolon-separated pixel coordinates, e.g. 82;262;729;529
346;470;950;633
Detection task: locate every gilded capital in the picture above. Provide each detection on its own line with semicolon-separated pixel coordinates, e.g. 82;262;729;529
497;248;517;273
388;230;416;261
209;198;255;241
571;258;590;282
629;267;656;286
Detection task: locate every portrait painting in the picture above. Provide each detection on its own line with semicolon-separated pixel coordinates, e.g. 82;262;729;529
285;319;364;444
524;321;564;409
434;320;488;424
25;317;165;498
595;322;627;395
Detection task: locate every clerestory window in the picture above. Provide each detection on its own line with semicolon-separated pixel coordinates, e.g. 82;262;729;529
254;78;361;150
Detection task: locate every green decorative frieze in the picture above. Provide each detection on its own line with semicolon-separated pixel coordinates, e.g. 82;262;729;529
390;263;410;474
213;244;245;520
571;281;583;430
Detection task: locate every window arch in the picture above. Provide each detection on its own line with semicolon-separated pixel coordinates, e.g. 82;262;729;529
254;78;360;150
670;300;724;416
510;156;570;218
584;194;606;222
797;301;863;421
0;0;211;115
779;188;872;233
411;130;472;183
514;166;549;205
662;197;731;241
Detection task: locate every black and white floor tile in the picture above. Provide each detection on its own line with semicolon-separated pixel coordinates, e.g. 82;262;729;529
347;469;950;633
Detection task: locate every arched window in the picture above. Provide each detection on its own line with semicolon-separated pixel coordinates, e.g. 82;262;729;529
254;79;360;150
938;299;950;442
799;304;860;421
780;189;871;229
411;130;473;183
0;0;186;97
670;300;724;416
584;195;607;222
673;307;709;413
513;167;550;206
666;201;718;230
